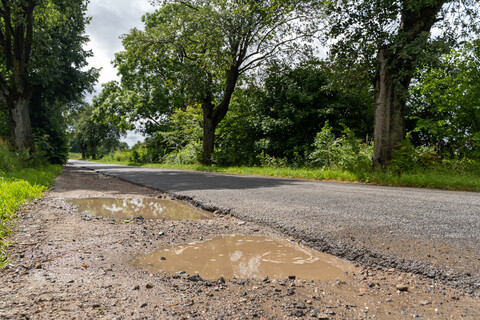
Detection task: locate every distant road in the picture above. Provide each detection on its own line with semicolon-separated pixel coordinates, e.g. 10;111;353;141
69;160;480;293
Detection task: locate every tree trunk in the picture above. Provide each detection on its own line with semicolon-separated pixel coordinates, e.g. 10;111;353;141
372;2;445;169
202;115;215;164
373;47;408;168
8;97;35;151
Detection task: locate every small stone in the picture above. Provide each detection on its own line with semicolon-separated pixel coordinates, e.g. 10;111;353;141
160;257;166;261
158;232;164;236
217;277;225;284
288;275;296;280
238;221;246;225
140;302;148;308
385;298;393;302
187;274;203;282
396;284;409;292
133;285;140;290
316;314;330;320
306;300;312;305
292;310;305;317
92;304;101;309
419;301;431;306
146;283;154;289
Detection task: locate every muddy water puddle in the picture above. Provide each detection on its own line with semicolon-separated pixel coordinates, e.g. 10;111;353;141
68;198;213;220
134;235;357;281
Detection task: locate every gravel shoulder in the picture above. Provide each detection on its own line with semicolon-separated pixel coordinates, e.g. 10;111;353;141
69;160;480;296
0;164;479;319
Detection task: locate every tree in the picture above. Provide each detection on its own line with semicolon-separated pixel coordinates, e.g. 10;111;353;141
256;60;373;161
409;40;480;157
0;0;96;152
73;105;123;160
105;0;315;163
323;0;479;168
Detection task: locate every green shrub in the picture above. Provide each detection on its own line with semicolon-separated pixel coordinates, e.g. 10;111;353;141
163;141;202;165
309;122;372;172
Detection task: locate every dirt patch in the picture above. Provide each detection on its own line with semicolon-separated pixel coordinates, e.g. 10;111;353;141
0;164;479;319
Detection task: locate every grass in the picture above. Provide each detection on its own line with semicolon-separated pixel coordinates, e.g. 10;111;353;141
1;141;63;267
73;154;480;192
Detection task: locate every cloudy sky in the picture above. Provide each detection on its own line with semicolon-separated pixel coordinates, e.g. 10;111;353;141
84;0;155;146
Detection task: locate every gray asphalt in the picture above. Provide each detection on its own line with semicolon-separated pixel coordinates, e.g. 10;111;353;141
69;160;480;293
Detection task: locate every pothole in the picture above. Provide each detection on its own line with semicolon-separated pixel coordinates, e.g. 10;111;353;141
133;235;358;281
67;198;214;220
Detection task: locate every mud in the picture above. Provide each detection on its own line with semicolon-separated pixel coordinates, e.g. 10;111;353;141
0;164;479;319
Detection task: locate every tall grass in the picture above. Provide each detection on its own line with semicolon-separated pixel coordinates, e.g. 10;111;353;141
0;140;62;266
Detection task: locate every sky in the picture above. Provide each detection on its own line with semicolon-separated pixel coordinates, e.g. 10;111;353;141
84;0;155;146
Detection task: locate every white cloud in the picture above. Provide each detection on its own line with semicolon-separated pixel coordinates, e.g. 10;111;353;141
84;0;154;146
85;0;154;92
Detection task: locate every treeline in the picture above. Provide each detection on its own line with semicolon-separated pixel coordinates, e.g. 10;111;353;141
1;0;479;176
90;0;480;173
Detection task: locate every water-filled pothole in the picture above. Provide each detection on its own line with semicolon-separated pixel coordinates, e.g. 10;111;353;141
134;235;357;281
68;198;213;220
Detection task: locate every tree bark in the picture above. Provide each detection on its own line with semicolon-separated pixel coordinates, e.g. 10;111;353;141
373;47;408;168
8;96;34;150
372;1;446;168
200;67;240;164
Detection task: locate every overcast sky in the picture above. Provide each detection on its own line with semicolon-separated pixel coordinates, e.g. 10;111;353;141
84;0;155;146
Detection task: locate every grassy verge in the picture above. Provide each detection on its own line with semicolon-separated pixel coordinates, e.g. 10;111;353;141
73;155;480;192
0;165;62;267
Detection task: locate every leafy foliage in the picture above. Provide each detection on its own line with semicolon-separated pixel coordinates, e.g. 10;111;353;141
409;40;480;158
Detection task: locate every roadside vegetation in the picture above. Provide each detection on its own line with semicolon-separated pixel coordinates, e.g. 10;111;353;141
0;141;62;266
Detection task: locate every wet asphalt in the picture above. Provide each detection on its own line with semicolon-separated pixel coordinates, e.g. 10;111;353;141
68;160;480;294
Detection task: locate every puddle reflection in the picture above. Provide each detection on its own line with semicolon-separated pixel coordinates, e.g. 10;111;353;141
68;198;213;220
134;235;356;280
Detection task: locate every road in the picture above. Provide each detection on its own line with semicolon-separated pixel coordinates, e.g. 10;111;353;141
69;160;480;294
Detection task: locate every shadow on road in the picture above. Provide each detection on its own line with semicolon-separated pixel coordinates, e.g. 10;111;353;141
69;160;297;193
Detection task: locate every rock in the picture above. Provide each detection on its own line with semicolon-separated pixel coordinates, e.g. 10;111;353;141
419;301;431;306
396;284;409;292
92;304;101;309
133;216;144;221
238;221;246;226
140;302;148;308
296;302;306;309
292;310;305;317
176;271;189;277
288;275;296;280
217;277;225;284
133;285;140;290
187;274;203;282
160;257;166;261
146;283;154;289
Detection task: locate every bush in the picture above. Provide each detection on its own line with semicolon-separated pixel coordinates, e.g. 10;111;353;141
389;138;439;173
308;122;372;172
163;141;202;165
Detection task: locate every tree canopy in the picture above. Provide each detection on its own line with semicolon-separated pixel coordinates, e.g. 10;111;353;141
94;0;317;163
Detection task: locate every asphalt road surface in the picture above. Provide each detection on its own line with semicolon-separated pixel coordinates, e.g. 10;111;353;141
69;160;480;294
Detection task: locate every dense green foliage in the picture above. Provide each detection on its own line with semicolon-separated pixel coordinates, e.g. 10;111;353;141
0;0;98;163
71;104;125;160
409;41;480;158
0;140;61;266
